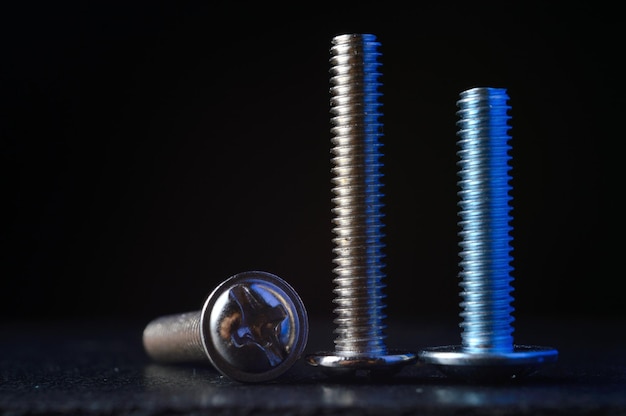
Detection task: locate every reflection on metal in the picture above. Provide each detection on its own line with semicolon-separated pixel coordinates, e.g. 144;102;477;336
306;33;416;378
143;271;308;383
419;87;558;381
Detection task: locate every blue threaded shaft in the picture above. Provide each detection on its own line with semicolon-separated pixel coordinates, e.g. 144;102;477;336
456;87;515;354
329;33;387;356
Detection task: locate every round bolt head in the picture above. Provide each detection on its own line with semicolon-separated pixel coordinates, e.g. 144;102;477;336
419;345;558;382
306;351;417;378
200;271;309;383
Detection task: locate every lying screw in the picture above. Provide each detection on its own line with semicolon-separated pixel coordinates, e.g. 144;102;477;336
419;87;558;381
305;33;416;377
143;270;309;383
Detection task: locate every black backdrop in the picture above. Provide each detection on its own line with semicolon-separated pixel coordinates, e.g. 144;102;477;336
2;2;619;325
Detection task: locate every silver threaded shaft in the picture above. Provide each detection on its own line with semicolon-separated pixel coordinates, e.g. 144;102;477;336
456;87;515;354
329;33;387;357
143;311;207;363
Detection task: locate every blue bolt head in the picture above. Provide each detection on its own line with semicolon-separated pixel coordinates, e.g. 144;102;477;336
419;344;558;382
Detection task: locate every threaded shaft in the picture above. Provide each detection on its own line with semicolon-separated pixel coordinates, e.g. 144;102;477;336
456;87;515;354
142;311;207;363
329;33;387;356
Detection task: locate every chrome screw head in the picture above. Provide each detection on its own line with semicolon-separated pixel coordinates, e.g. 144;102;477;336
143;270;309;383
201;271;309;382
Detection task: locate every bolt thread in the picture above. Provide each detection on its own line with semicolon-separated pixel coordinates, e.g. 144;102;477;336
142;311;207;363
456;87;515;354
329;33;387;356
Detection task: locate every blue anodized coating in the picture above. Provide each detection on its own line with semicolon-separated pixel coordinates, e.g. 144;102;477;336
418;87;558;380
456;87;515;354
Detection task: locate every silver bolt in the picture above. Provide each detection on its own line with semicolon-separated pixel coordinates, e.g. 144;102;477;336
143;270;309;383
305;33;416;377
419;87;558;381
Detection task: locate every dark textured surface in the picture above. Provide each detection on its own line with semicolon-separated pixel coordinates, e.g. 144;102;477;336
1;318;625;416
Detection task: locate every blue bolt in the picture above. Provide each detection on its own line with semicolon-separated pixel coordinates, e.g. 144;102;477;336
419;87;558;381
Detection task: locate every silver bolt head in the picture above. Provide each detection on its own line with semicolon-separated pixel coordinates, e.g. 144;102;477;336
306;351;417;378
200;271;309;383
419;345;558;382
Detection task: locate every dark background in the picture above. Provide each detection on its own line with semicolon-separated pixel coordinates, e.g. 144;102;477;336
1;2;620;326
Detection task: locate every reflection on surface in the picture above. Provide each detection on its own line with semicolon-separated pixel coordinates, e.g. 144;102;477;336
432;385;521;406
143;363;243;406
141;362;603;412
320;385;358;406
143;364;223;389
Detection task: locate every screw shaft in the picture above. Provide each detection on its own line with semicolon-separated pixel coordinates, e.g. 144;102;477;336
456;87;515;354
143;311;207;363
329;33;387;356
